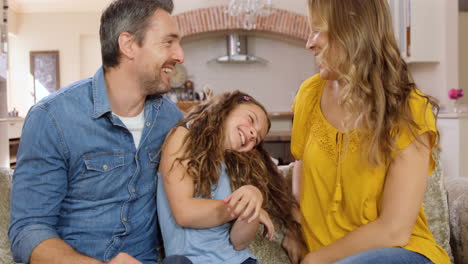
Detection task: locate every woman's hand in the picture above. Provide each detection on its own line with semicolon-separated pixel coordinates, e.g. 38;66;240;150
282;227;305;264
224;185;263;223
259;209;275;241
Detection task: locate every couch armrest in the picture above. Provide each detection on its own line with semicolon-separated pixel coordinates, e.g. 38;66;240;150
445;177;468;264
1;168;14;264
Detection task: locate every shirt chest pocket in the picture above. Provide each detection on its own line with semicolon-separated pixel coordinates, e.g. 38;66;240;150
73;152;125;200
84;152;125;172
147;148;161;170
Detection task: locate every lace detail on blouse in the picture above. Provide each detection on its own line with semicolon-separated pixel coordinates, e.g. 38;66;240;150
308;107;362;165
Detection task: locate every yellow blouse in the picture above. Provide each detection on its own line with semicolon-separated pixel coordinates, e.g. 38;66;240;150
291;74;450;264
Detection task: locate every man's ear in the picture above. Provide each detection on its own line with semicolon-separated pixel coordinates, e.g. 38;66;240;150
118;32;138;60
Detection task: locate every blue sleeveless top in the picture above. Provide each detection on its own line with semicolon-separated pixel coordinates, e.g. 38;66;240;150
157;165;257;264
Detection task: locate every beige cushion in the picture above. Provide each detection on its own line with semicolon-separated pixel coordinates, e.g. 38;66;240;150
423;155;454;262
249;220;290;264
445;177;468;264
0;168;14;264
249;163;294;264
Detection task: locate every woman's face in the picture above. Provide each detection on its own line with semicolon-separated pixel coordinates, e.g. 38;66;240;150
223;103;269;152
306;9;340;80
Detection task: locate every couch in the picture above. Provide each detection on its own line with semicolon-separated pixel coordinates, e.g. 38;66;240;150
2;161;468;264
0;167;13;264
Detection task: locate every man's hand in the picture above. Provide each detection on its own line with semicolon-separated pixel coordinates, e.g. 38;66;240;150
107;253;141;264
282;228;305;264
224;185;263;223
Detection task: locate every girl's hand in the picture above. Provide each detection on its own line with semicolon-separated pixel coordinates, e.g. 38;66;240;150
259;209;275;241
224;185;263;223
282;228;305;264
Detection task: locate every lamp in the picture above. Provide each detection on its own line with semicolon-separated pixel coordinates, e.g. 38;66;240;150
225;0;274;30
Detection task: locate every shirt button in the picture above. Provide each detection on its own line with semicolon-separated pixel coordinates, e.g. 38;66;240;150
131;188;136;193
146;122;151;127
123;217;128;222
102;165;108;171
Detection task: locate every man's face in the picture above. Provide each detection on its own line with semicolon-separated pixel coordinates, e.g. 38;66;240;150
134;9;184;95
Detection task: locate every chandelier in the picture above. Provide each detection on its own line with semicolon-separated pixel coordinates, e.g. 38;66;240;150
225;0;274;30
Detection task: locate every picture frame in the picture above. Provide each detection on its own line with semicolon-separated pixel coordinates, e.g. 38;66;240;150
30;50;60;103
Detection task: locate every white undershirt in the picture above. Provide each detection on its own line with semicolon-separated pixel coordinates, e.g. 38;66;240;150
114;110;145;148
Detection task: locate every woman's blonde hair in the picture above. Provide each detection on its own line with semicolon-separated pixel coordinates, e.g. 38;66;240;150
308;0;439;166
166;90;303;242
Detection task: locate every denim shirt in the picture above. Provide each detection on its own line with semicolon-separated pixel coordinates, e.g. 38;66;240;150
8;67;183;264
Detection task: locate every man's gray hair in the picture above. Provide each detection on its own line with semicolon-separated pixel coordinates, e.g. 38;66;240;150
100;0;174;69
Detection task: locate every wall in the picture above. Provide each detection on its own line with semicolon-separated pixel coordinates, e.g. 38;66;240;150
460;12;468;104
172;0;307;16
409;0;458;107
182;35;314;111
8;12;101;116
442;0;460;106
7;0;314;114
6;0;460;114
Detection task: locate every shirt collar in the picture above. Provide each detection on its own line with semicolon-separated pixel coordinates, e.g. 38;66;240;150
92;67;112;119
91;67;165;119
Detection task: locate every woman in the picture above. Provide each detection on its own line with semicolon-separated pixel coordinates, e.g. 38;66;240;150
157;91;302;263
283;0;451;263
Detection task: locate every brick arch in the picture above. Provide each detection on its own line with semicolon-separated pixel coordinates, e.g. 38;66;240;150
174;7;310;42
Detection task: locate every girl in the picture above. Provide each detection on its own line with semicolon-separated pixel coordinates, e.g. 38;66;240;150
157;91;302;263
282;0;451;263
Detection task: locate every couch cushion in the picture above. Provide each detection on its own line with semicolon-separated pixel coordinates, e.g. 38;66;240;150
248;163;294;263
445;177;468;264
249;219;290;264
423;154;454;263
0;168;14;264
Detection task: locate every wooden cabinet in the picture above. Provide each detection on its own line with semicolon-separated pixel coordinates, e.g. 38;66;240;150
264;112;294;165
8;119;23;139
175;101;200;113
438;113;468;178
9;138;19;169
0;118;24;169
8;119;24;169
264;131;293;165
0;121;8;168
387;0;442;63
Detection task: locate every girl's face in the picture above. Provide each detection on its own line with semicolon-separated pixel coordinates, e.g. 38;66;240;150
223;103;269;152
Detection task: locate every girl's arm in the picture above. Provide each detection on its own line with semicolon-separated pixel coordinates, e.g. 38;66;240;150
229;208;275;250
229;212;261;251
302;132;432;264
225;184;266;250
159;127;235;228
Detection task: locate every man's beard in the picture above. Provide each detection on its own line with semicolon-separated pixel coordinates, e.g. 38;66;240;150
139;70;169;96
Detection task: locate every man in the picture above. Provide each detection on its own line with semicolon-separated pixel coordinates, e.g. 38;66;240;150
8;0;190;263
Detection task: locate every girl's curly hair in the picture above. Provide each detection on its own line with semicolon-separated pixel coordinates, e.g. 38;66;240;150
166;90;303;242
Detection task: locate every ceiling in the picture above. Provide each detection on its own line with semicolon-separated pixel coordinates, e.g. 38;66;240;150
9;0;113;13
9;0;468;14
8;0;223;13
